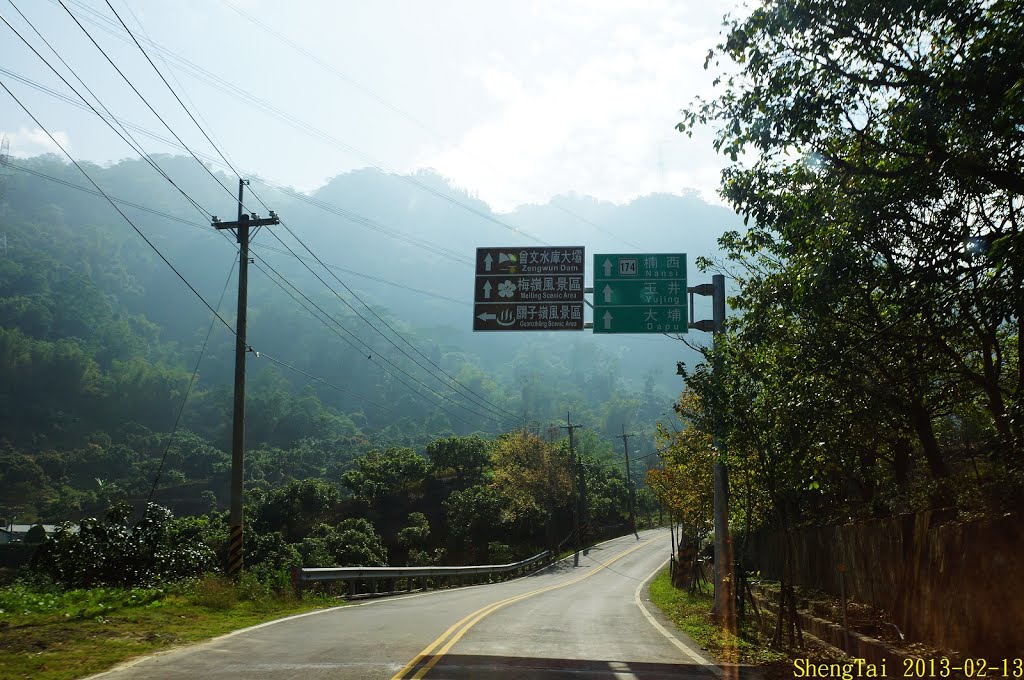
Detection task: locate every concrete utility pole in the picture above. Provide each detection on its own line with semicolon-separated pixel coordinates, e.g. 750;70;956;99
561;413;585;566
617;425;639;540
689;273;733;622
212;178;279;578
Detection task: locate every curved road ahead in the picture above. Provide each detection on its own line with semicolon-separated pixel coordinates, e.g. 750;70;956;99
90;529;725;679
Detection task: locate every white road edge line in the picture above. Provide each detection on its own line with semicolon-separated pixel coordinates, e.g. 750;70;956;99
633;557;725;678
87;531;660;679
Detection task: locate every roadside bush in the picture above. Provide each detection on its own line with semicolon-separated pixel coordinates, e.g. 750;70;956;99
31;502;216;588
245;530;300;584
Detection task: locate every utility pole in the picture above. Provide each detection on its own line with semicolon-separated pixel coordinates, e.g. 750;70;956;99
617;425;639;540
689;273;733;623
212;179;279;578
561;413;585;566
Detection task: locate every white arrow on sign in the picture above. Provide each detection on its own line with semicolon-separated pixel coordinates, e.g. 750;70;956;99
603;259;613;276
483;281;492;299
603;284;612;303
484;253;493;271
477;312;496;321
603;311;613;329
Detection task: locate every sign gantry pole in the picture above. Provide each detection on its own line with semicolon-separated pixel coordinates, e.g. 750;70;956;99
691;274;733;623
212;179;279;578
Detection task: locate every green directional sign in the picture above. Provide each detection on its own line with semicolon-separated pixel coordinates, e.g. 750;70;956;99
593;253;687;334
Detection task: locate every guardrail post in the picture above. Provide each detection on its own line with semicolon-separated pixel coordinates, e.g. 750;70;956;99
292;565;302;600
347;579;356;599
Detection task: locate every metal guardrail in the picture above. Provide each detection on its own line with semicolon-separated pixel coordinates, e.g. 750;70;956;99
293;550;553;599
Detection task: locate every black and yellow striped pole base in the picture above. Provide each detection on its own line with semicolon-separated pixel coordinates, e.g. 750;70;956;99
227;524;244;578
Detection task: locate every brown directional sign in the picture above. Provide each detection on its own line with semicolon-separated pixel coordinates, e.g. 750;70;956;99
473;302;585;331
474;274;585;303
473;246;585;331
475;246;585;276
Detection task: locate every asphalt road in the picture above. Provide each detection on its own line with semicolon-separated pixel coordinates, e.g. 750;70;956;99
88;529;726;680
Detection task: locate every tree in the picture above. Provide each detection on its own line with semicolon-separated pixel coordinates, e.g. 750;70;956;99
341;448;429;504
426;435;491;487
677;0;1024;521
297;518;387;568
251;478;341;543
490;431;573;535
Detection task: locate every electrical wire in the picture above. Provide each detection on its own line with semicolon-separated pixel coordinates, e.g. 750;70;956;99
15;4;508;425
217;0;644;250
57;0;548;244
253;232;520;426
10;2;559;431
54;0;260;215
8;154;507;429
0;5;213;219
270;225;520;424
2;159;468;305
147;257;236;504
0;76;237;335
0;65;480;269
247;185;521;422
248;250;507;431
1;34;506;437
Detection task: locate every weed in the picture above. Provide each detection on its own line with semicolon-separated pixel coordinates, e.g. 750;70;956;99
188;574;237;610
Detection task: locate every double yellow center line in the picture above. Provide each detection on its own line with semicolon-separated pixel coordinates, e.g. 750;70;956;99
391;537;654;679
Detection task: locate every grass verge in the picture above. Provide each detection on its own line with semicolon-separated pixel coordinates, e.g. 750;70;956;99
647;567;788;666
0;576;341;680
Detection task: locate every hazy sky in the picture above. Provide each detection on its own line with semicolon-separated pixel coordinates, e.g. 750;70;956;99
1;0;741;213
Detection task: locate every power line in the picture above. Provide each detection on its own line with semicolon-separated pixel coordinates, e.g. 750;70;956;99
248;186;521;422
5;160;470;310
0;38;493;438
0;66;477;268
98;16;519;429
255;352;415;421
271;223;520;423
101;0;242;189
0;4;213;219
257;225;520;426
147;256;236;504
218;0;643;250
249;249;508;431
54;0;257;214
0;75;236;336
13;4;541;430
57;0;548;244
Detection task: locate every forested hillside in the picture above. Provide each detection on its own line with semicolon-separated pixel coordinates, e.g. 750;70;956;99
0;154;733;546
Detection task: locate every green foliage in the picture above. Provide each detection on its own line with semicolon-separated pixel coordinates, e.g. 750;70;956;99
671;0;1024;529
341;447;429;503
426;435;490;486
31;502;216;588
397;512;430;548
0;581;164;617
296;519;387;568
245;530;301;579
250;478;341;543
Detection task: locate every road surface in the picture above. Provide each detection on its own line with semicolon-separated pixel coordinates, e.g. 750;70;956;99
89;529;725;679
